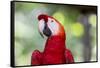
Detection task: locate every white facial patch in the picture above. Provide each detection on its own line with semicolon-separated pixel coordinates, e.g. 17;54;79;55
38;19;48;39
47;18;59;35
38;19;45;33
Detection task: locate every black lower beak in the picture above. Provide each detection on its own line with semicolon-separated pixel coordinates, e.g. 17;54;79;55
39;31;44;38
43;23;52;37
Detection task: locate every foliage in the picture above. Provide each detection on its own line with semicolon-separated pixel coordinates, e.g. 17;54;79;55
14;2;97;66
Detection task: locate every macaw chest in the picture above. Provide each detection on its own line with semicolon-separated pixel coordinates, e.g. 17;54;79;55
42;50;66;64
42;36;66;64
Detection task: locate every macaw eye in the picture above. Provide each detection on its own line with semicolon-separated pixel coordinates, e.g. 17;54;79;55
51;20;53;23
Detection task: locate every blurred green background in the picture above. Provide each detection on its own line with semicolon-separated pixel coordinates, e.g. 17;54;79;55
14;2;97;66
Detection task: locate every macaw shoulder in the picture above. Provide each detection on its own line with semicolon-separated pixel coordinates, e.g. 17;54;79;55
31;50;42;65
65;49;74;63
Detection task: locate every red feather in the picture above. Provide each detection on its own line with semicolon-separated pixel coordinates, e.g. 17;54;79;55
31;50;42;65
31;36;74;65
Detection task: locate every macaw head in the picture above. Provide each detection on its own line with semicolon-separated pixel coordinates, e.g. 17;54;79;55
37;14;65;38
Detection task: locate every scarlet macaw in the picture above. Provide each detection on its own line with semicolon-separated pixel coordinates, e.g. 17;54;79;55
31;14;74;65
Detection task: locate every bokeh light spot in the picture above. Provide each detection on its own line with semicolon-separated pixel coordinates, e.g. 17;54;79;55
71;22;84;37
89;14;96;27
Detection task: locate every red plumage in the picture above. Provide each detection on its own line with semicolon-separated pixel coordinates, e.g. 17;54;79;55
31;14;74;65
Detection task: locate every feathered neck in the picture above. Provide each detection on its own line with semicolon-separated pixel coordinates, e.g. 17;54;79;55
43;35;66;53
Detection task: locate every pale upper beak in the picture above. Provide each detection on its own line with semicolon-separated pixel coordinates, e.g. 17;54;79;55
38;14;52;38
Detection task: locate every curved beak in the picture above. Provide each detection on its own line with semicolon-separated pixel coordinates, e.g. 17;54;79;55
38;14;48;23
38;14;52;38
43;23;52;37
39;31;44;38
